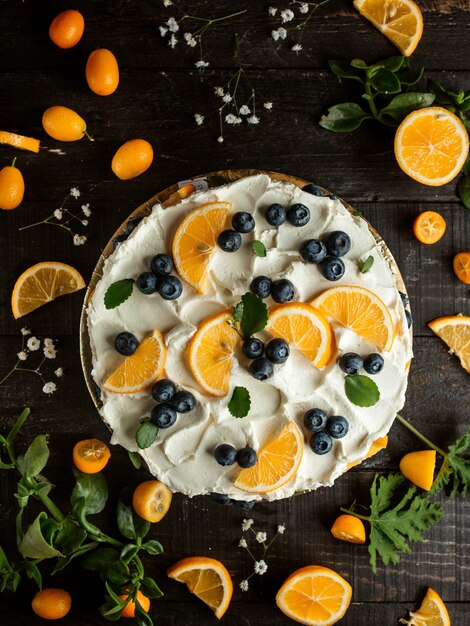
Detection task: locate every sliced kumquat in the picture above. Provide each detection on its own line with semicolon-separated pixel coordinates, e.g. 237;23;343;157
32;588;72;620
119;590;151;618
413;211;446;244
0;130;40;153
399;587;450;626
346;435;389;470
132;480;172;523
73;438;111;474
399;450;436;491
428;315;470;374
331;514;367;544
453;252;470;285
168;556;233;619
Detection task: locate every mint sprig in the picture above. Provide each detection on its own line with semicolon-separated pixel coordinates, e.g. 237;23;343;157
228;292;268;339
228;386;251;418
251;240;266;257
345;374;380;407
135;421;158;450
104;279;134;310
359;255;374;273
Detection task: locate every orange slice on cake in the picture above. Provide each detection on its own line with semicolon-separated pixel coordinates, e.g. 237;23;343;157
428;315;470;374
172;202;231;294
267;302;333;368
187;310;239;396
234;422;303;494
312;285;394;351
103;329;167;394
399;588;450;626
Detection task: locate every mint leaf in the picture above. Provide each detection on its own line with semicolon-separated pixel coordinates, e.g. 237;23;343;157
251;240;266;257
135;421;158;450
228;386;251;418
104;279;134;310
127;451;141;470
359;255;374;273
345;374;380;407
240;292;268;339
232;302;243;324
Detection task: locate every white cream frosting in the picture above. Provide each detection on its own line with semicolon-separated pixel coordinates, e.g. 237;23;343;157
87;174;412;501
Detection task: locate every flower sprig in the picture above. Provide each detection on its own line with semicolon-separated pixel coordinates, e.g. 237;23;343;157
269;1;332;53
19;188;91;246
238;518;285;591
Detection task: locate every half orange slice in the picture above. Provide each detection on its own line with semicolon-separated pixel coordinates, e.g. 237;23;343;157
400;588;450;626
428;315;470;374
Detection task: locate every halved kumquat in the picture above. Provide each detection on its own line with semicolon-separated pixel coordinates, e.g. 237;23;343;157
73;438;110;474
428;315;470;374
413;211;446;244
132;480;172;523
453;252;470;285
399;450;436;491
331;514;366;544
399;587;450;626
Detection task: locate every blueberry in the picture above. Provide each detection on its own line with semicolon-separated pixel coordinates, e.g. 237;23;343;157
287;203;310;227
271;279;295;303
136;271;158;294
126;216;143;234
232;212;255;233
211;492;232;505
249;358;274;381
114;331;139;356
151;403;177;429
152;379;176;403
399;291;409;308
303;183;324;197
266;203;287;226
231;499;255;510
250;275;272;299
300;239;327;264
326;415;349;439
266;338;290;364
325;231;351;257
303;408;328;433
113;233;128;249
338;352;363;375
319;256;345;281
405;309;413;328
242;337;264;359
310;432;333;455
214;444;238;466
364;353;384;375
237;446;257;468
171;390;196;413
218;229;242;252
158;275;183;300
150;253;174;277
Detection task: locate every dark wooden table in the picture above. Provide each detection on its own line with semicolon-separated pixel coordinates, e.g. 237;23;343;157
1;1;469;624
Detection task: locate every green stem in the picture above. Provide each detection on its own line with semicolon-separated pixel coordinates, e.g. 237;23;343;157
396;414;447;458
340;507;371;522
11;157;17;168
84;130;94;142
0;363;19;386
365;82;379;117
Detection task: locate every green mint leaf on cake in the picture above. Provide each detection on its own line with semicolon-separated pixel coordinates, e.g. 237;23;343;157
232;302;244;324
359;255;374;273
228;386;251;418
104;279;134;310
345;374;380;407
135;421;158;450
240;292;268;339
251;240;266;257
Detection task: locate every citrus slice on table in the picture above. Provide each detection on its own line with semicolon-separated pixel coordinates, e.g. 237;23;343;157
187;309;239;397
132;480;172;523
353;0;423;57
103;329;167;394
453;252;470;285
399;588;450;626
167;556;233;619
394;107;469;186
276;565;352;626
11;261;85;319
73;439;111;474
413;211;446;244
0;130;40;153
267;302;333;368
331;514;366;544
428;315;470;374
312;285;394;351
172;202;231;294
234;422;303;494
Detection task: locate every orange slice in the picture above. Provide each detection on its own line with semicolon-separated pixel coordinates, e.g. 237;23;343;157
453;252;470;285
312;285;394;351
0;130;40;153
428;315;470;374
331;514;366;544
276;565;352;626
172;202;231;294
132;480;172;523
167;556;233;619
267;302;333;368
11;261;85;319
103;329;167;394
234;422;303;494
73;439;111;474
346;435;389;470
399;588;450;626
395;107;469;186
187;309;239;397
353;0;423;56
413;211;446;245
399;450;436;491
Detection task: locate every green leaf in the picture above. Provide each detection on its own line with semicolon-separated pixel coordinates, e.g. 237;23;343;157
458;172;470;210
369;68;401;94
428;79;456;105
128;450;142;470
55;518;87;555
240;292;268;339
117;492;150;541
6;408;31;444
232;302;243;324
142;539;164;556
141;576;164;599
120;544;139;563
136;421;158;450
431;427;470;496
81;547;120;573
71;469;108;515
52;542;97;575
21;435;50;477
328;59;364;83
320;103;371;132
396;65;424;86
25;561;42;590
251;240;266;257
345;374;380;407
373;56;405;73
380;92;435;120
359;255;374;274
104;279;134;310
228;386;251;418
105;560;131;586
19;512;63;559
135;602;154;626
350;58;369;69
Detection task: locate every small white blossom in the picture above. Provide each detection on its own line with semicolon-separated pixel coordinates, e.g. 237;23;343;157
73;234;87;246
168;34;178;49
264;101;273;110
70;187;80;199
194;113;205;126
27;336;40;351
239;105;251;116
17;351;28;361
239;579;249;592
82;220;88;226
225;113;238;125
42;382;57;395
54;209;63;220
159;26;168;37
166;17;179;33
299;2;309;14
277;524;286;534
217;136;224;143
44;338;55;348
271;29;280;42
268;6;278;16
183;32;197;47
254;560;268;575
278;27;287;39
255;531;267;543
280;9;295;23
81;203;91;217
222;93;232;103
214;86;225;97
238;538;248;548
20;327;31;336
43;345;57;359
163;0;172;6
54;367;64;378
241;518;254;531
247;115;260;125
292;43;303;53
195;60;209;68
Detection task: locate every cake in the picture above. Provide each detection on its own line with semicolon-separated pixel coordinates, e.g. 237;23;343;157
85;173;412;502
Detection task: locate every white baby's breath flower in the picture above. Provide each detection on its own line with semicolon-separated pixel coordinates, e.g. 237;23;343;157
241;518;254;531
166;17;179;33
222;93;232;103
82;220;88;226
239;105;251;116
54;209;63;220
214;86;225;97
264;101;273;110
183;32;197;47
168;33;178;48
27;336;40;351
70;187;80;199
281;9;295;23
159;25;168;37
73;234;87;246
271;29;280;42
292;43;303;53
81;203;91;217
247;115;260;125
217;136;224;143
239;579;249;592
277;524;286;534
163;0;172;6
42;382;57;395
195;60;209;68
44;338;55;348
17;351;28;361
238;538;248;548
254;560;268;575
268;6;278;16
299;2;309;14
44;345;57;359
20;327;31;336
255;531;267;543
54;367;64;378
278;27;287;39
194;113;205;126
225;113;237;125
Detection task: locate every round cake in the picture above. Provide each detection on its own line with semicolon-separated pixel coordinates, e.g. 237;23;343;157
85;173;412;502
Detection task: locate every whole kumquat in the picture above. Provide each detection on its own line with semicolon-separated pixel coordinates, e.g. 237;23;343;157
0;158;24;210
111;139;154;180
119;590;151;618
73;438;111;474
453;252;470;284
86;48;119;96
413;211;446;244
49;10;85;49
331;514;367;544
31;588;72;620
42;106;93;142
